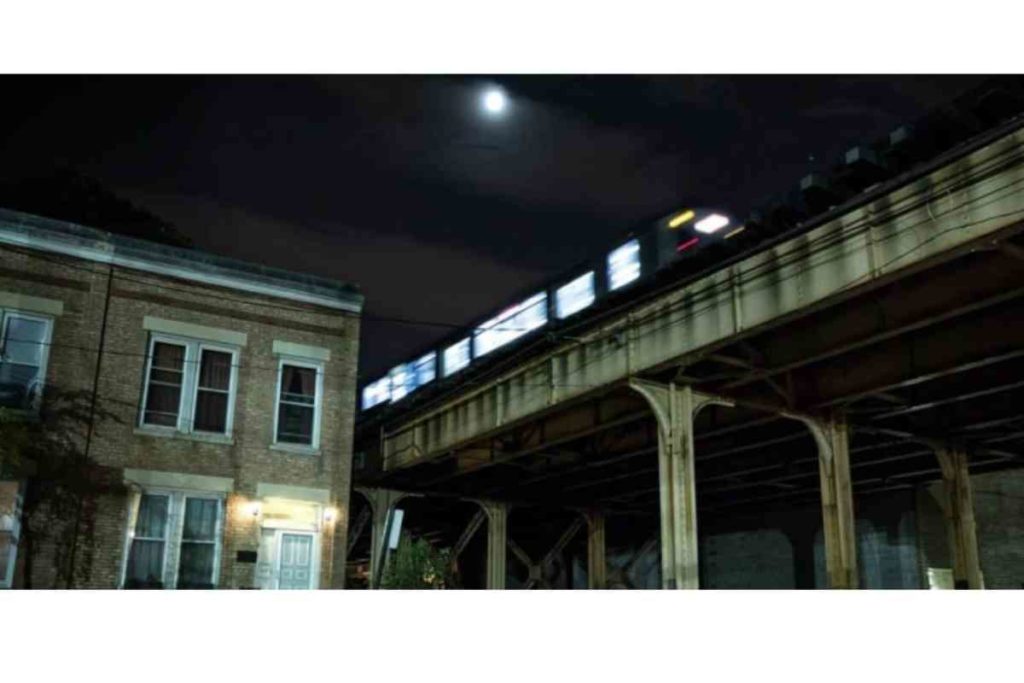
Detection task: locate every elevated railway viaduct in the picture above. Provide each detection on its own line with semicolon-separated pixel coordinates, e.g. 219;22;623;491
351;120;1024;589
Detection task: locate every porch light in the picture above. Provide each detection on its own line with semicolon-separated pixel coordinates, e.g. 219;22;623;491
323;507;337;523
247;501;262;518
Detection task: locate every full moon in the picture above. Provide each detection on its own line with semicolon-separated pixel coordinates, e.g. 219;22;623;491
482;88;507;114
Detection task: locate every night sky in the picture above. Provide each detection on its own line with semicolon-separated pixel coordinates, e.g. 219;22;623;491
0;75;984;379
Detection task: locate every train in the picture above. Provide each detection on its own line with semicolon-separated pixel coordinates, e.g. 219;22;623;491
360;205;743;411
360;76;1024;414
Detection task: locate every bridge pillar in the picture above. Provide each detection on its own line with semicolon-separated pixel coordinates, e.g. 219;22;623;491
586;511;607;589
628;380;729;589
935;448;983;589
482;501;508;589
357;487;406;589
803;416;858;589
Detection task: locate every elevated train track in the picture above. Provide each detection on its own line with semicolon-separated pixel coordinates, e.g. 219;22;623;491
353;82;1024;589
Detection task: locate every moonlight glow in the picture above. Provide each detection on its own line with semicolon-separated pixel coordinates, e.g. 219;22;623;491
482;88;507;114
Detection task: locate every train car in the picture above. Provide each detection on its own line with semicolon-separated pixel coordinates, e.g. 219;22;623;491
359;205;742;412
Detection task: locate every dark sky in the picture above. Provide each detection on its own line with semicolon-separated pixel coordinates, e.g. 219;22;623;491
0;75;984;379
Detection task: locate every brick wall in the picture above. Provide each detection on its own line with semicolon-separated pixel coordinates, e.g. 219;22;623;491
1;239;360;589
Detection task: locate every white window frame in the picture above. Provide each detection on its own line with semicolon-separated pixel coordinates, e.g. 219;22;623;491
272;356;324;452
120;488;224;589
0;484;24;589
138;333;239;437
0;308;54;414
121;491;173;588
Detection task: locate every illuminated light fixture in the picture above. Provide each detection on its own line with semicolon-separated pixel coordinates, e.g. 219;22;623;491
248;502;262;518
723;226;747;240
676;236;700;253
694;213;730;234
668;209;696;229
323;507;337;523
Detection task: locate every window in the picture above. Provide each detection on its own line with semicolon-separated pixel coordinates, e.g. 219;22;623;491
124;493;170;588
0;482;23;589
362;377;391;410
607;239;642;291
556;271;596;319
442;338;471;376
275;360;322;449
0;310;53;411
178;498;219;589
139;335;238;436
123;491;223;589
472;292;548;358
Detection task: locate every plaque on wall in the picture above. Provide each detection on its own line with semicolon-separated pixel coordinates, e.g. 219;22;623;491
236;550;258;563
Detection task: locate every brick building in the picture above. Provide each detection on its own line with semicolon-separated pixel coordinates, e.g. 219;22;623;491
0;207;362;589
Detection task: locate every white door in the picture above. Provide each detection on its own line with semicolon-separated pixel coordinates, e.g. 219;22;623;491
278;533;314;590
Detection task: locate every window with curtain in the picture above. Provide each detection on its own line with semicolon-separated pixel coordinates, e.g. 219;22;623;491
194;350;232;432
0;310;52;411
139;334;238;436
142;342;186;426
177;497;220;588
124;494;170;588
122;491;223;589
276;363;319;446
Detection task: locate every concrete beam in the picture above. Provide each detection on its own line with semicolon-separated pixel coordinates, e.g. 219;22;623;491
804;416;859;589
356;487;407;589
935;449;984;589
586;511;607;589
627;380;730;589
482;501;508;590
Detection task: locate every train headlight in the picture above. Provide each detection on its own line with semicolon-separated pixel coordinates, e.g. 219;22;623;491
694;213;730;234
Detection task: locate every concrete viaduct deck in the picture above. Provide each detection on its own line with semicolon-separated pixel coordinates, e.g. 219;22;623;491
354;121;1024;589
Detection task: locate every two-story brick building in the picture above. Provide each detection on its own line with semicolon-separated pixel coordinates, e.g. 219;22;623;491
0;207;362;589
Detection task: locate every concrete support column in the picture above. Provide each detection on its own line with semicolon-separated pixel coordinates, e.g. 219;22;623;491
482;501;508;590
360;488;404;589
586;511;607;589
936;448;983;589
628;380;726;589
808;416;858;589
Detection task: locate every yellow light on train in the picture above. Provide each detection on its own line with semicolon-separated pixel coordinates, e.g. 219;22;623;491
695;213;730;234
724;226;746;240
668;209;696;228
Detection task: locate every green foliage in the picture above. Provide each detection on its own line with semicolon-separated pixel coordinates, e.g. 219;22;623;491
0;390;123;587
380;531;453;589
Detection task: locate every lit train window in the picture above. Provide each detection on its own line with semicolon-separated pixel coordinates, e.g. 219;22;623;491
362;377;390;410
414;351;436;387
607;239;641;291
556;271;595;319
443;338;471;376
389;363;414;402
473;292;548;358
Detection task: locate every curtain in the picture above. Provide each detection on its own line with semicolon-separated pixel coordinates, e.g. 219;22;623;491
278;404;314;443
178;499;219;588
125;495;168;587
144;342;185;426
281;365;316;404
198;350;231;390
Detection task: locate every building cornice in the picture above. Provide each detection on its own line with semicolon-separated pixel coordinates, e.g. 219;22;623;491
0;208;363;313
